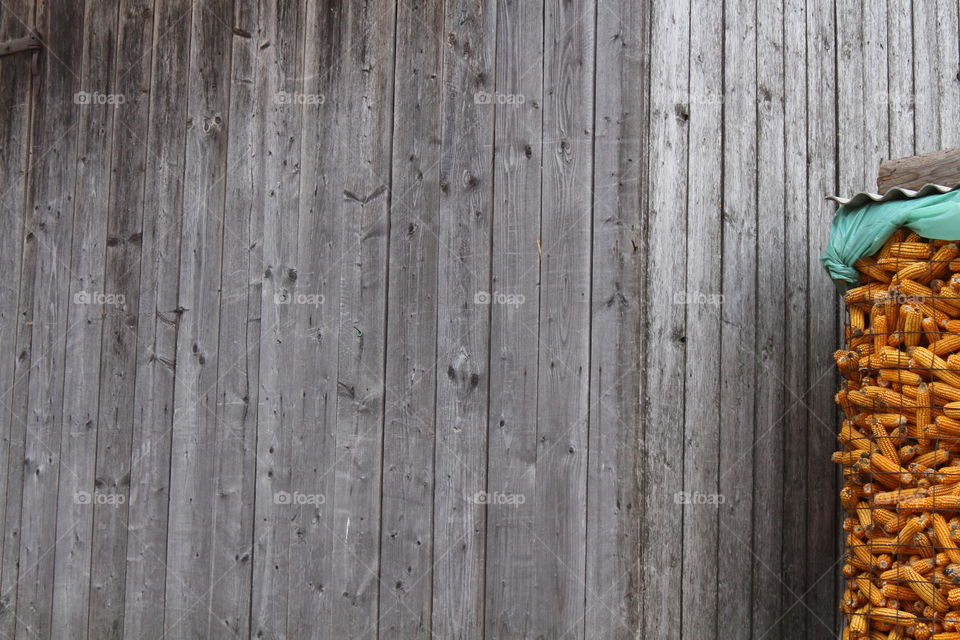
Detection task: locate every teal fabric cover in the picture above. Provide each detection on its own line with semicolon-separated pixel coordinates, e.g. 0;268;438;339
821;190;960;289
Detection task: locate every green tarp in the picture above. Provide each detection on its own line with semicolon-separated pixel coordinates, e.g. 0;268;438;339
822;189;960;290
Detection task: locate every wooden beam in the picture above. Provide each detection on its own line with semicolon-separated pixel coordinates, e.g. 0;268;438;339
878;147;960;192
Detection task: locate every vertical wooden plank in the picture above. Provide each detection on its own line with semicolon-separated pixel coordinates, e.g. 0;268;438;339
532;1;595;638
912;0;959;152
862;2;890;180
837;0;867;190
248;1;339;637
717;1;757;639
377;0;443;637
0;0;34;632
838;0;889;190
51;7;122;629
83;0;155;637
777;0;811;637
642;1;688;637
430;0;495;636
584;0;647;637
122;1;192;637
216;0;305;637
886;0;914;160
13;0;84;636
805;0;840;634
483;0;543;637
681;0;722;637
163;0;232;635
51;0;119;623
935;0;960;149
326;1;395;636
911;0;937;152
752;0;787;635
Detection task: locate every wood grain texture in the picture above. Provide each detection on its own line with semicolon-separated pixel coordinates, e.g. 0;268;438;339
642;2;688;639
717;3;758;639
584;0;647;636
85;0;155;637
751;0;787;635
885;0;914;161
806;0;842;636
378;0;443;637
483;0;543;637
878;147;960;192
326;2;395;637
0;1;954;637
163;0;232;636
122;1;193;637
0;0;34;634
682;1;722;638
49;1;118;628
14;0;84;637
216;0;304;636
531;1;595;638
778;1;811;637
431;1;495;637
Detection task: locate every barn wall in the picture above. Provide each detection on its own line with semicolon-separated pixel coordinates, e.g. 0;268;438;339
0;0;951;638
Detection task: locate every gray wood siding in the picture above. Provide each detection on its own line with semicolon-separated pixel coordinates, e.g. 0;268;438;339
0;1;945;638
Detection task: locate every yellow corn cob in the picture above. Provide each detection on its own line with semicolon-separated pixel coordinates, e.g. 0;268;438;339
917;383;933;433
938;284;960;312
880;230;909;258
904;305;924;347
918;301;953;325
841;486;862;510
931;335;960;355
873;488;925;506
893;262;934;285
850;303;867;330
855;501;873;529
912;348;960;388
849;604;870;635
898;495;960;513
833;450;868;466
934;514;960;564
872;421;901;464
930;243;959;279
879;347;912;368
856;576;887;607
840;424;873;452
856;257;893;283
875;315;889;354
847;282;890;303
946;403;960;419
882;583;920;601
915;448;951;470
890;242;935;261
868;607;916;624
923;316;942;343
930;382;960;403
900;280;935;301
879;369;923;386
938;466;960;483
901;564;950;611
869;452;915;486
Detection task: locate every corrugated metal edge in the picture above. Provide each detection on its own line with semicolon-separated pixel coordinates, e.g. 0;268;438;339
827;183;960;207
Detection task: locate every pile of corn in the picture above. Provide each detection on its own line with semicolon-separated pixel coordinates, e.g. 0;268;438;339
835;230;960;639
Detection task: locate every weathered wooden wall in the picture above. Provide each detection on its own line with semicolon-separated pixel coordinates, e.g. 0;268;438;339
0;0;952;638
